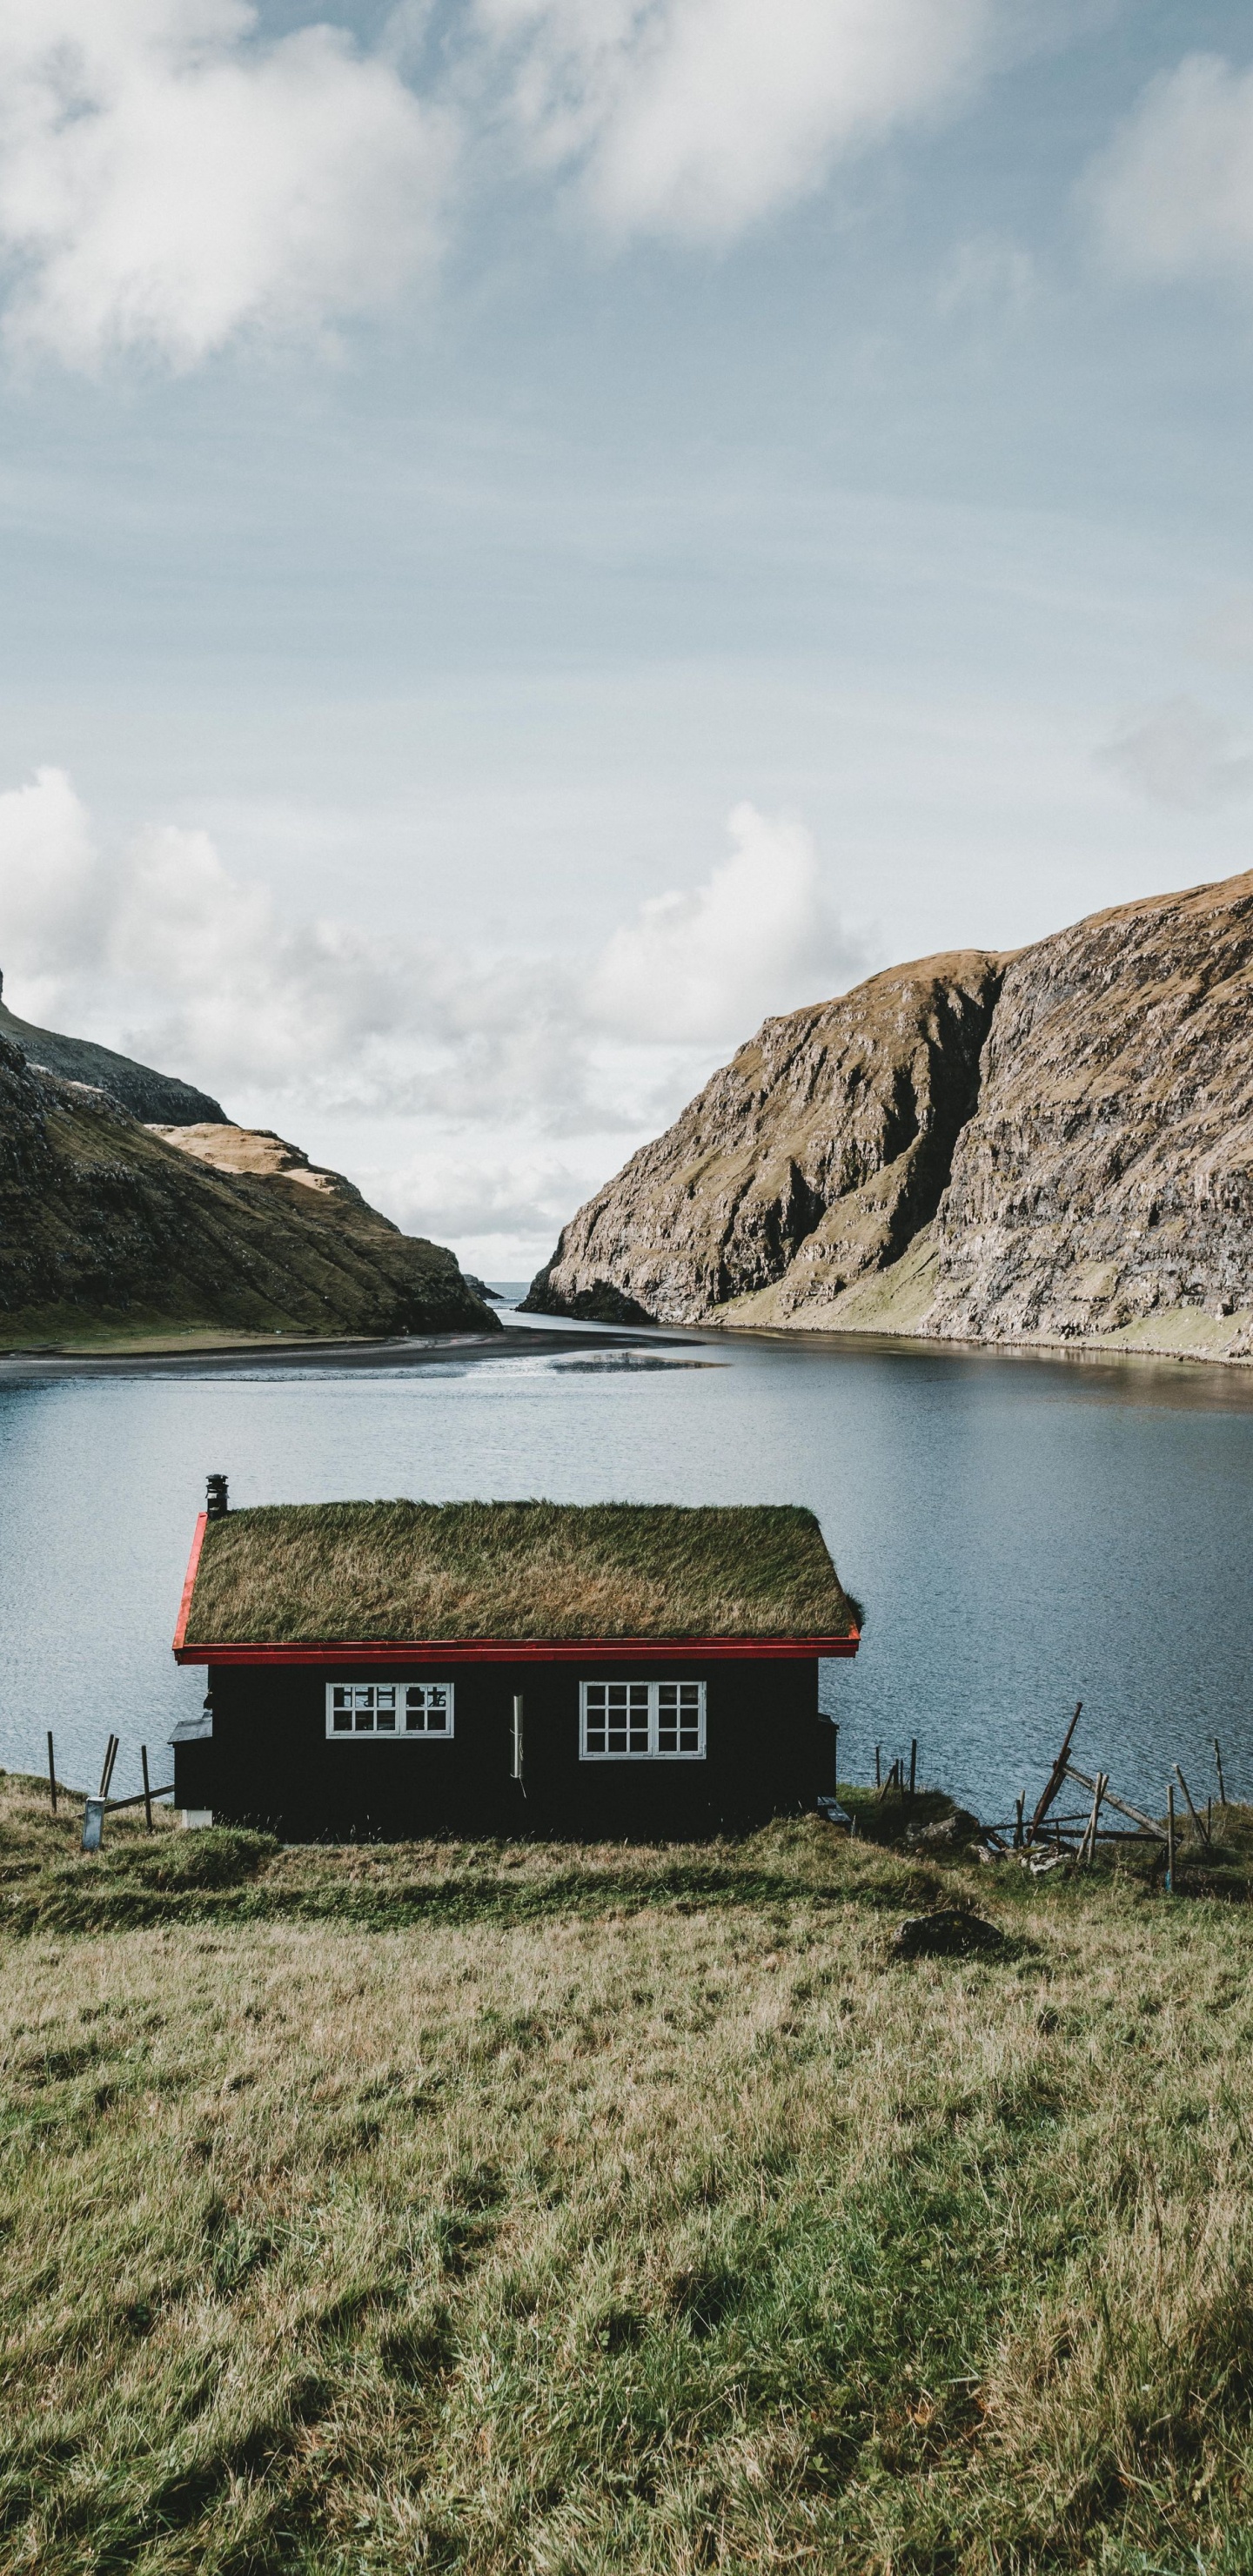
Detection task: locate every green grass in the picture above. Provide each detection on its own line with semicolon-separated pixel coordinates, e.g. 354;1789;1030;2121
3;1771;1253;2572
185;1501;859;1646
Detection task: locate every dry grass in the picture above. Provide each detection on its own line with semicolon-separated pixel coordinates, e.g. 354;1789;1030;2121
3;1773;1253;2572
184;1502;858;1647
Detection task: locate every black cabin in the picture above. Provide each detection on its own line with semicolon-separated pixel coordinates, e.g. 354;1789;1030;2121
171;1494;860;1841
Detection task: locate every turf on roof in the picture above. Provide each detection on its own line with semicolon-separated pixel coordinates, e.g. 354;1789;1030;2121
184;1501;856;1646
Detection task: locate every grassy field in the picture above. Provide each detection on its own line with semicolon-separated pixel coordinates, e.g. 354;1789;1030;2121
3;1774;1253;2573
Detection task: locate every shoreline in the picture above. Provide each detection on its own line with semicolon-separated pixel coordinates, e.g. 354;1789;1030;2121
0;1321;683;1382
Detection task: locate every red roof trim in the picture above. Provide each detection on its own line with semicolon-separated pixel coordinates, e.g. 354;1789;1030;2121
174;1630;861;1668
172;1514;208;1653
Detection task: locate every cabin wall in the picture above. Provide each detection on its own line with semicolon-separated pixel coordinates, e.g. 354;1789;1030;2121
175;1657;831;1841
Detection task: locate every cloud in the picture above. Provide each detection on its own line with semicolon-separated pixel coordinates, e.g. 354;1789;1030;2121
0;768;105;1004
366;1144;591;1248
0;1;457;366
1087;54;1253;287
0;0;1035;367
0;772;859;1137
473;0;1006;242
1096;697;1253;811
589;802;854;1038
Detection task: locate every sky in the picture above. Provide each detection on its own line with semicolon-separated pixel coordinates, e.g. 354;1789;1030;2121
0;0;1251;1276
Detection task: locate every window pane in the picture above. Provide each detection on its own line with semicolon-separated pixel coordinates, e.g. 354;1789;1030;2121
580;1679;703;1759
330;1680;452;1740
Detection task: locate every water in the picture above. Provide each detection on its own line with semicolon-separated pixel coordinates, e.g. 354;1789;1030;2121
3;1305;1252;1824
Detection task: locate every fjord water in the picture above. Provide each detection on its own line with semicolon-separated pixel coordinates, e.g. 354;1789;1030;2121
3;1313;1252;1824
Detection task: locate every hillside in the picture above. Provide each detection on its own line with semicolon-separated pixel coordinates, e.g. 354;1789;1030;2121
0;1037;498;1346
0;974;225;1124
3;1771;1252;2572
525;869;1253;1365
526;951;1005;1324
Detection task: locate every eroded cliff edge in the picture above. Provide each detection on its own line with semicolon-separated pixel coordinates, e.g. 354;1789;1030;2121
524;869;1253;1365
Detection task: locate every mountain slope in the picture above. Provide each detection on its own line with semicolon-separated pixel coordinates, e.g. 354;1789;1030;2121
524;951;1005;1323
523;870;1253;1365
0;1043;499;1346
0;977;224;1124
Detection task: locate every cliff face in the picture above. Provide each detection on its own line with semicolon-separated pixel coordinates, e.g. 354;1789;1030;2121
524;952;1004;1324
0;1043;499;1346
921;871;1253;1357
524;869;1253;1365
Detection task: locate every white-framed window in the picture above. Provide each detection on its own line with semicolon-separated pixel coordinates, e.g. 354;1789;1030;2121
580;1680;706;1761
325;1682;453;1741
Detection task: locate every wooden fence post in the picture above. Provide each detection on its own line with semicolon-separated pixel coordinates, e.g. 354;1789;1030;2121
1083;1773;1108;1865
1215;1739;1228;1808
141;1747;153;1833
47;1731;57;1815
1167;1784;1176;1895
1027;1701;1083;1845
908;1739;917;1797
1174;1763;1209;1847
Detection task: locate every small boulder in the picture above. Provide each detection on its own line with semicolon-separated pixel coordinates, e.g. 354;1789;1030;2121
893;1909;1002;1961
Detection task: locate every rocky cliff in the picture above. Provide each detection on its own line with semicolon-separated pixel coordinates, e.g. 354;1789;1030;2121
524;869;1253;1365
0;1042;499;1347
919;871;1253;1359
525;951;1006;1324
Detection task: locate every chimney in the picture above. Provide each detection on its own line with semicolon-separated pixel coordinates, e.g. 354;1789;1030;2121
205;1473;229;1520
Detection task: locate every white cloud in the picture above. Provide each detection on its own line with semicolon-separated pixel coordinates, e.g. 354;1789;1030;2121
0;772;859;1142
1088;54;1253;287
1096;697;1253;811
474;0;1006;242
367;1144;590;1246
0;1;457;366
589;802;854;1037
0;767;104;1007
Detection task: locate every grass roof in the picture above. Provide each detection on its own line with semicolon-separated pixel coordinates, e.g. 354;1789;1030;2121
184;1500;856;1646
